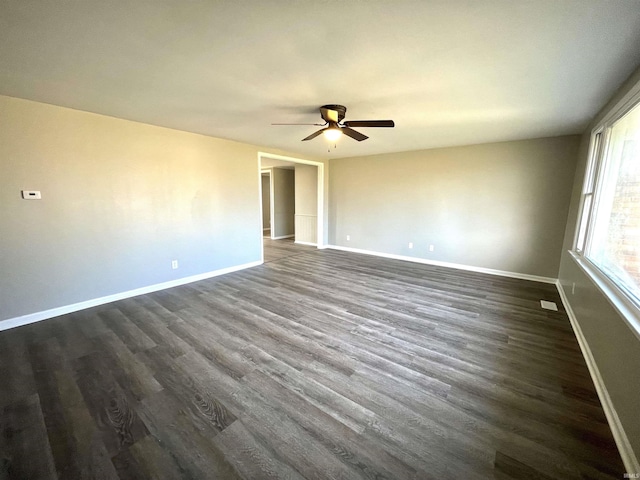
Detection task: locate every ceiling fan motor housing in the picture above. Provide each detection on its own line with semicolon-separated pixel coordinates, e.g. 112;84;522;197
321;104;347;123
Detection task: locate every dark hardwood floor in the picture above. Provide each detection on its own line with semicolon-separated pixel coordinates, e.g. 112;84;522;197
0;244;625;479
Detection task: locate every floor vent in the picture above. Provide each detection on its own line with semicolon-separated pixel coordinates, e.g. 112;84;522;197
540;300;558;311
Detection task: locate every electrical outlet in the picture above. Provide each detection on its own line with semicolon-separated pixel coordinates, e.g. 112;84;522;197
346;235;350;241
171;260;179;269
429;244;434;252
408;242;413;249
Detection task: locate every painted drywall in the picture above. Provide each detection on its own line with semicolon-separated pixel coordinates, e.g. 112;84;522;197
0;95;320;323
329;136;579;278
294;164;318;215
558;65;640;460
271;168;295;238
294;164;318;244
261;173;271;230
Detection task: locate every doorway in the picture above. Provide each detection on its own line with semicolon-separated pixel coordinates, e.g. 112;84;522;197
258;153;325;263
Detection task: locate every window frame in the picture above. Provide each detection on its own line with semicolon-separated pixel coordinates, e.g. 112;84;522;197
574;128;603;254
571;81;640;342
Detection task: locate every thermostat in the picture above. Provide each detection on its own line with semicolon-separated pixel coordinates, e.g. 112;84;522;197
22;190;42;200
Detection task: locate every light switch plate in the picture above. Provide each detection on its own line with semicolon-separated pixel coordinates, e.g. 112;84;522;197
22;190;41;200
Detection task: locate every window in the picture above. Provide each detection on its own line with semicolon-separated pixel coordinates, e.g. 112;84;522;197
575;131;601;253
575;96;640;311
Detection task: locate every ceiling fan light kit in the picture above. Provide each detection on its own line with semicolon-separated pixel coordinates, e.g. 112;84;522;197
323;125;342;142
273;104;395;143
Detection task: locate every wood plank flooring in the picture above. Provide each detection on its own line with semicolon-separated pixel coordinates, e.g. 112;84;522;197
0;242;625;479
263;236;315;263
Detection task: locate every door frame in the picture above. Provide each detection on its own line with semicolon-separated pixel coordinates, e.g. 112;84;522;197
260;169;273;236
258;152;325;262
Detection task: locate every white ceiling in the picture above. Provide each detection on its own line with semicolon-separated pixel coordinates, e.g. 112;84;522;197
2;1;640;159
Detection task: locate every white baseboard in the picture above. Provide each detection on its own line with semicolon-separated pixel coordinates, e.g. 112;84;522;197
326;245;557;284
555;281;640;473
0;260;263;332
272;234;295;240
294;241;317;246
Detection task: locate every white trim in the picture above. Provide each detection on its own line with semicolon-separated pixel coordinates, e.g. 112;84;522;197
272;234;295;240
326;245;557;284
294;241;317;246
555;281;640;473
596;75;640;128
0;260;262;332
268;169;275;240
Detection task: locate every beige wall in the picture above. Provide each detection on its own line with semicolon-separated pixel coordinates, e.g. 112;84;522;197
272;168;295;238
0;95;315;323
329;136;579;278
294;164;318;244
294;164;318;215
558;65;640;459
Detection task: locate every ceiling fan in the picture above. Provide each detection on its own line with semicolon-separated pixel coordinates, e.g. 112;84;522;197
273;104;394;142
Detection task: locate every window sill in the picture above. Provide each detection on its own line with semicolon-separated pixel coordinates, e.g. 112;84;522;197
569;250;640;342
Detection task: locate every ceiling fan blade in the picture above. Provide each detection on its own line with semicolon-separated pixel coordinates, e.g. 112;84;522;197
343;120;395;128
302;128;326;141
341;127;368;141
320;107;339;123
272;123;326;126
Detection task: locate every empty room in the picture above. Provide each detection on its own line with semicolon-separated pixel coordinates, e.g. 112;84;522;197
2;1;640;479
